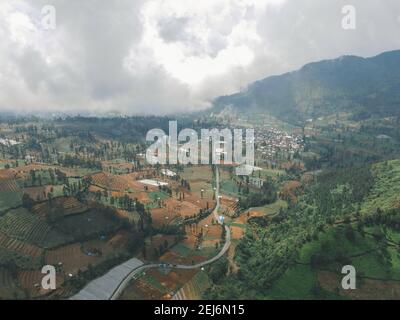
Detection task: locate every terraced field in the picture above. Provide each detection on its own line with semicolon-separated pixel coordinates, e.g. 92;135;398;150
90;172;145;192
32;197;88;218
0;208;72;248
0;179;21;192
173;270;211;300
17;270;64;298
0;232;43;258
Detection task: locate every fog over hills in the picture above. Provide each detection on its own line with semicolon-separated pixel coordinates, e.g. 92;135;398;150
212;50;400;124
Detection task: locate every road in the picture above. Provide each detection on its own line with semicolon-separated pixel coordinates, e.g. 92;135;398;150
72;166;231;300
110;166;230;299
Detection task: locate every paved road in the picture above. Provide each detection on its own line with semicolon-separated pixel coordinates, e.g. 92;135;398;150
72;166;231;300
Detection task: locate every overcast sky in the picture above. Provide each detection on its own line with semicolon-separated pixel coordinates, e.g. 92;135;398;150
1;0;400;116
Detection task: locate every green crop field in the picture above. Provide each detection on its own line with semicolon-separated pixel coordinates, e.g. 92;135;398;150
361;160;400;214
0;191;23;213
264;224;400;299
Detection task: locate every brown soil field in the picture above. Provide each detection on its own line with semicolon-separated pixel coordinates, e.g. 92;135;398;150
0;179;21;192
230;226;245;240
45;240;115;275
159;251;205;265
235;209;265;224
163;197;200;216
183;220;221;250
147;268;197;292
31;197;88;218
90;172;147;192
150;207;176;228
182;193;215;211
108;190;150;204
107;230;130;249
23;186;48;201
17;270;65;298
134;191;150;203
318;270;400;300
178;201;201;217
119;278;164;300
0;232;43;258
280;180;302;204
0;168;17;180
88;185;104;193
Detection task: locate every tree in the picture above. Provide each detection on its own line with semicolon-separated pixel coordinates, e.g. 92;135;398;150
22;193;35;209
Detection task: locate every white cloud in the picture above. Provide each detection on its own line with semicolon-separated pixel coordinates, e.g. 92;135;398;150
0;0;399;115
139;0;284;86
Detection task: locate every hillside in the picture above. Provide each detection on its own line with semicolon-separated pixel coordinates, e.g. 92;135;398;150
205;159;400;300
212;50;400;124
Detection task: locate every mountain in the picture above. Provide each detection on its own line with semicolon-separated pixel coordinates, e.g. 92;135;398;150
212;50;400;124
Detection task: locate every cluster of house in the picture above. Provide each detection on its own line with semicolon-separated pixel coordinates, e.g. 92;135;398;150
255;126;304;159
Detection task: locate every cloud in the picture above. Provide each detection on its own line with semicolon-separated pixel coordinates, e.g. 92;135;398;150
0;0;399;115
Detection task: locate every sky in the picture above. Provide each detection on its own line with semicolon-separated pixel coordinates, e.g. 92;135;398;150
0;0;400;116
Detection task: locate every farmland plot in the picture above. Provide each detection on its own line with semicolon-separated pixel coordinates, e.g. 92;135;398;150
0;179;21;192
0;208;72;248
32;197;88;218
17;269;64;298
0;191;23;212
0;232;43;258
46;239;119;275
90;172;145;192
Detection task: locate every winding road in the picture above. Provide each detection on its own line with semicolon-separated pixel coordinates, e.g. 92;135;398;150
71;166;231;300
